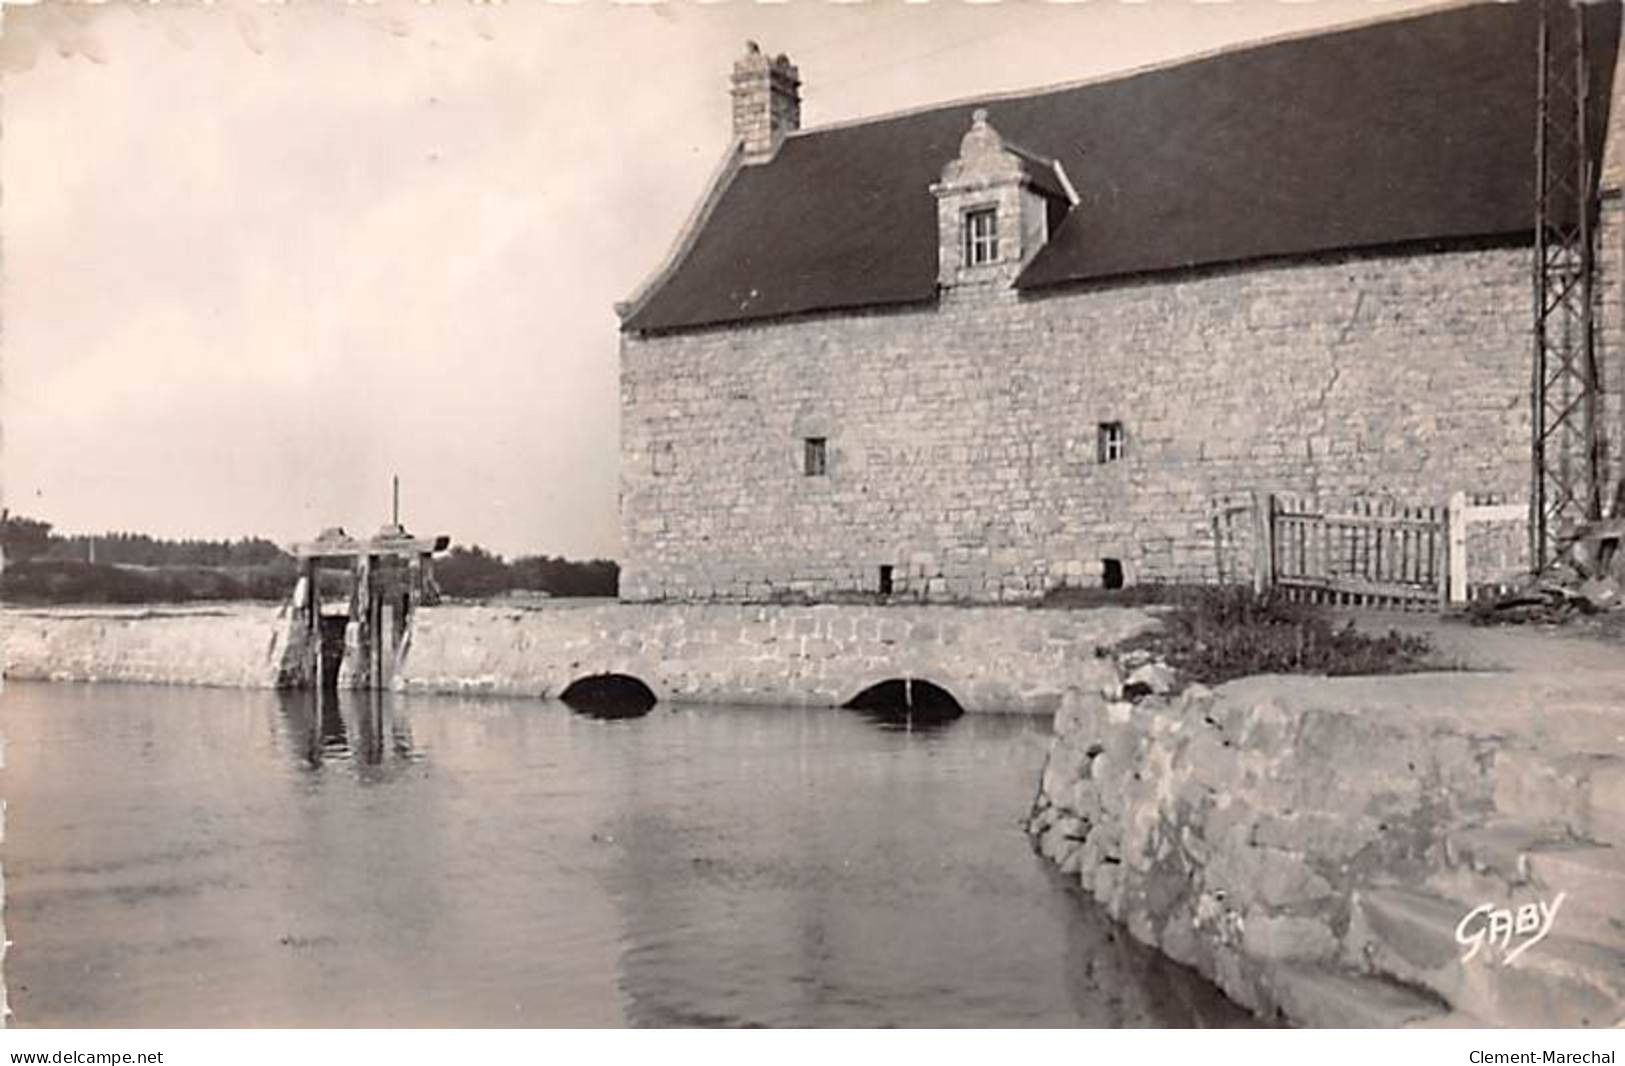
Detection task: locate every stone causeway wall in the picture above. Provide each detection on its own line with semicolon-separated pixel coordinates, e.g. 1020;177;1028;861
398;602;1151;713
619;243;1588;605
0;605;296;688
1028;667;1625;1027
0;602;1154;715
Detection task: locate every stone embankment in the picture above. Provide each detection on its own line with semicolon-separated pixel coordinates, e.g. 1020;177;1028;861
1028;664;1625;1027
0;602;1152;713
398;602;1146;712
0;605;299;688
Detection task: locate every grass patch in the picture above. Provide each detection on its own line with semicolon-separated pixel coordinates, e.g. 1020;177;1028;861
1119;585;1434;686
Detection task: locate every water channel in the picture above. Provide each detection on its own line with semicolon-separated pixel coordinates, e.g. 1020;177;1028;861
0;681;1256;1027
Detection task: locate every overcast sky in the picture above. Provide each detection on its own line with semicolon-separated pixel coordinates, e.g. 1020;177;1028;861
2;0;1445;559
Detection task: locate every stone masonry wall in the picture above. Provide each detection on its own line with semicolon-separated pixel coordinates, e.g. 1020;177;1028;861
0;605;300;688
399;602;1148;714
1028;670;1625;1026
621;244;1567;604
0;601;1154;716
1597;195;1625;504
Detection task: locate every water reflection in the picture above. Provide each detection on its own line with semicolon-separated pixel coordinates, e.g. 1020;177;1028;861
1053;869;1265;1027
2;683;1257;1027
276;688;422;778
595;704;1255;1028
569;701;658;722
844;707;960;735
843;678;964;734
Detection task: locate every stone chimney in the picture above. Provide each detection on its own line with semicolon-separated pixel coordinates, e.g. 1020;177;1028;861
731;41;800;162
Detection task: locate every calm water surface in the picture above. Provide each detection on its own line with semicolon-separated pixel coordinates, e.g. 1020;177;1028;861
1;682;1255;1027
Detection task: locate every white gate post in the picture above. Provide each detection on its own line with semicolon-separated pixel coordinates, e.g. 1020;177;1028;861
1448;490;1469;605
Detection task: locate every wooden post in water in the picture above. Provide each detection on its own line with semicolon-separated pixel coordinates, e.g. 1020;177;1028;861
377;566;394;691
354;552;374;690
305;556;321;690
291;525;449;691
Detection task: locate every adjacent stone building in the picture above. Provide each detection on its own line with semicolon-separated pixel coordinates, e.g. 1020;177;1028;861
617;2;1625;604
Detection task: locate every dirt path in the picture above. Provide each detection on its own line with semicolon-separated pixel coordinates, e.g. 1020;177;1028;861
1340;608;1624;674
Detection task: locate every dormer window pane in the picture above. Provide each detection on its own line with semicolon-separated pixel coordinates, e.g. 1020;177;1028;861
964;207;999;266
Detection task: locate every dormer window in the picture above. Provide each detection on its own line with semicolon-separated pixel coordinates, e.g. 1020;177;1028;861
933;110;1073;292
964;207;999;266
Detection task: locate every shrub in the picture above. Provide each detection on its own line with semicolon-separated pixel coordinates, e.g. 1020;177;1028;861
1121;585;1434;686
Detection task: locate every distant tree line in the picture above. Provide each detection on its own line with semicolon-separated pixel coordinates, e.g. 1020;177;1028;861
0;512;618;604
1;513;287;567
433;545;620;600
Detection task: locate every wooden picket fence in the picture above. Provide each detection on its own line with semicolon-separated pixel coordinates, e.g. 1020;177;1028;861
1271;493;1448;610
1212;490;1475;611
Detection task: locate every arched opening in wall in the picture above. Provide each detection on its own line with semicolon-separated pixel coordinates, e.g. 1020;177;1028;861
842;678;964;732
560;674;658;719
1102;558;1124;590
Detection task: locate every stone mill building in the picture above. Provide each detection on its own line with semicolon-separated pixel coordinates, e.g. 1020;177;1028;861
616;1;1625;605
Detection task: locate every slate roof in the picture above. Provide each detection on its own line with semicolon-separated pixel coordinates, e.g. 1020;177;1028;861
622;1;1620;335
1007;145;1071;202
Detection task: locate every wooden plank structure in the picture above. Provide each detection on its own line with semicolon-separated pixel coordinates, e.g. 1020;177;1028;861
1212;492;1452;610
290;524;450;691
1269;493;1448;610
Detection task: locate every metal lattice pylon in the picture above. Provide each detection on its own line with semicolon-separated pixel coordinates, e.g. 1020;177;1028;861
1532;0;1604;571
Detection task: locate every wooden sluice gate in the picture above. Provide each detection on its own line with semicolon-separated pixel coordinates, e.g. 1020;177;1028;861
289;523;450;691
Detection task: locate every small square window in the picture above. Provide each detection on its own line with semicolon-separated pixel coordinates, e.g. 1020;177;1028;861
964;207;999;267
803;437;827;477
1098;422;1125;464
